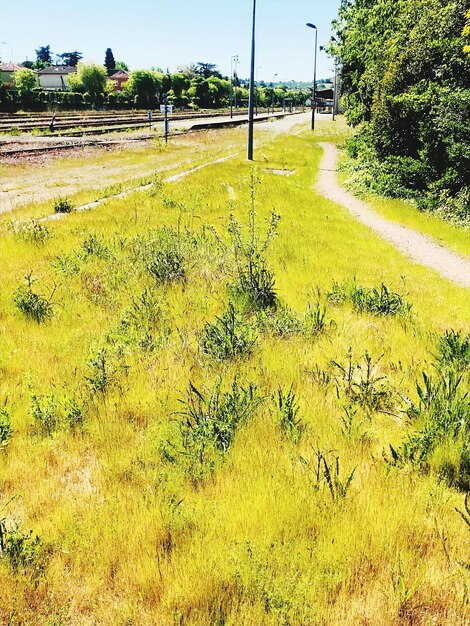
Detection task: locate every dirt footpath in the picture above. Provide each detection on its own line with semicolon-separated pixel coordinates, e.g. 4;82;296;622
317;143;470;290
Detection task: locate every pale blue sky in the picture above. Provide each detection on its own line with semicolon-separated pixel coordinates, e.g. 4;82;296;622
2;0;341;82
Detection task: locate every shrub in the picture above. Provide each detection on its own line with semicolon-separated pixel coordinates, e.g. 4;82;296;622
388;369;470;490
0;405;12;448
435;329;470;373
168;378;262;480
273;386;303;443
30;392;59;436
85;348;129;396
0;515;41;574
13;273;56;323
53;197;74;213
112;288;164;352
228;172;280;311
200;304;256;361
10;219;51;245
332;349;394;414
134;227;186;284
350;282;411;317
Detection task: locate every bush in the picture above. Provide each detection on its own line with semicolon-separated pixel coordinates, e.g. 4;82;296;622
31;392;59;436
166;378;262;480
273;386;303;443
350;282;411;317
228;173;280;311
0;405;12;448
200;304;256;361
0;515;41;574
134;227;186;284
13;273;55;324
53;197;74;213
10;219;51;245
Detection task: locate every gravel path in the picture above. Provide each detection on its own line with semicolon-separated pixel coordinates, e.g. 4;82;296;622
317;143;470;290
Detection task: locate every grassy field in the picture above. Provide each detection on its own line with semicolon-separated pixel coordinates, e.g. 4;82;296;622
0;120;469;625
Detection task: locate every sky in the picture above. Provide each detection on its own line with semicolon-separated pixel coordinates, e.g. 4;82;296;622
1;0;341;82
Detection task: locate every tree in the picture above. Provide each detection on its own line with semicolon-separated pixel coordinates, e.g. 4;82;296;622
104;48;116;71
123;69;162;106
14;68;38;94
14;68;38;109
194;62;222;79
58;51;83;67
67;62;109;104
35;45;52;66
115;60;129;71
332;0;470;221
464;9;470;54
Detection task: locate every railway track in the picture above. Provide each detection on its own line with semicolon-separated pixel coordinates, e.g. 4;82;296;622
0;108;253;134
0;110;295;157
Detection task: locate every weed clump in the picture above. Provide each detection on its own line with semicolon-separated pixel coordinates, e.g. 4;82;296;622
0;512;41;574
0;405;12;448
332;349;394;414
228;172;280;311
30;391;85;436
273;386;303;443
53;197;74;213
110;288;166;353
200;304;256;361
327;279;411;317
164;378;262;480
133;227;186;284
13;273;56;323
10;219;51;245
435;329;470;372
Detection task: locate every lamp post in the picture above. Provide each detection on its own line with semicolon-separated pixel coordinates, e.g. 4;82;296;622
271;72;278;113
230;54;239;118
247;0;256;161
306;23;317;130
0;41;13;63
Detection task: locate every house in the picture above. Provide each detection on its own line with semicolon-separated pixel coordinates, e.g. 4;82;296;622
38;66;77;91
0;63;27;88
108;70;129;91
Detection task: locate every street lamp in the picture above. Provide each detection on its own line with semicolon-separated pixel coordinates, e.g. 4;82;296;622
230;54;239;119
271;72;278;113
233;55;240;110
306;23;317;130
247;0;257;161
0;41;13;63
255;65;262;115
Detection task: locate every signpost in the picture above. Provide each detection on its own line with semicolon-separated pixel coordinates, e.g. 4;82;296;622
160;97;173;143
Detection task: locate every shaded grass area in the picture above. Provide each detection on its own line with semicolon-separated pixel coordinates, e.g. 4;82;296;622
0;126;469;625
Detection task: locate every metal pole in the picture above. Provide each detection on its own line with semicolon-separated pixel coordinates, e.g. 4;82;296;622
164;94;168;143
234;57;239;110
230;55;233;118
313;28;317;130
271;73;277;114
332;64;337;121
247;0;256;161
306;23;317;131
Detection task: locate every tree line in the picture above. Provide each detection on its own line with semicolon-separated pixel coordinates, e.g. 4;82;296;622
0;45;310;113
332;0;470;223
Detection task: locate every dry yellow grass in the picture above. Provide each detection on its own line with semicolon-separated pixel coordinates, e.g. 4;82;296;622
0;120;468;625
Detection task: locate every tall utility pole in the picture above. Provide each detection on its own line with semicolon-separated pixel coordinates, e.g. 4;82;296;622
230;54;238;119
271;72;278;113
247;0;256;161
306;23;318;131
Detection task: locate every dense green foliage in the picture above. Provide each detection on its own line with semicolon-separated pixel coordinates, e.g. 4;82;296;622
333;0;470;223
